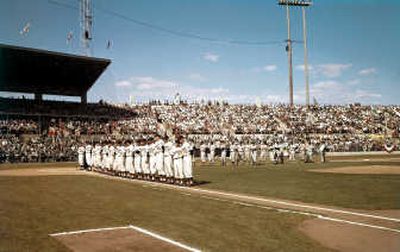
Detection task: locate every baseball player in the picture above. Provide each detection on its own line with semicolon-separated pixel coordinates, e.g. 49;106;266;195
125;141;135;178
154;136;165;181
134;143;142;178
77;144;85;170
182;139;194;186
200;142;207;163
85;143;93;171
163;140;174;183
101;143;109;173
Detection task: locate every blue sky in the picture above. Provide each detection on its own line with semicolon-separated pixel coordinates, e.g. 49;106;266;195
0;0;399;104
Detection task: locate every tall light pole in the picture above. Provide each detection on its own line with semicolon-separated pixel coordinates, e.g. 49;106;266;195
80;0;93;56
278;0;312;107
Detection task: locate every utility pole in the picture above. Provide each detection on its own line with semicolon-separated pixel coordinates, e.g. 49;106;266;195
302;5;312;107
278;0;312;107
80;0;93;56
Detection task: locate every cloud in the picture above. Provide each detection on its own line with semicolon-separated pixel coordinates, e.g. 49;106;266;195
296;64;351;78
188;73;207;82
354;90;381;99
263;65;277;72
203;52;219;62
317;64;352;78
347;79;361;85
133;76;176;90
295;64;314;71
304;80;382;104
115;80;131;87
358;68;377;76
252;64;277;73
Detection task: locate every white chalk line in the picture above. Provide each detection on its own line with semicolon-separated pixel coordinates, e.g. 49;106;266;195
50;226;131;236
129;225;201;252
50;225;201;252
88;172;400;225
201;195;400;234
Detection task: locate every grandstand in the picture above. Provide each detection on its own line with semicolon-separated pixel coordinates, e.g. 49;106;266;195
0;43;136;119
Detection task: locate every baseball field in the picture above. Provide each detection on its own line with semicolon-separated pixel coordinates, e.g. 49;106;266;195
1;156;399;252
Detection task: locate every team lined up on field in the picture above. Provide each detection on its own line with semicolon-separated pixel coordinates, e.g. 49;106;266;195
78;136;327;184
78;135;194;186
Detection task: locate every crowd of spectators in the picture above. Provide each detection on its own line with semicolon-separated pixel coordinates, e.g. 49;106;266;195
0;101;398;163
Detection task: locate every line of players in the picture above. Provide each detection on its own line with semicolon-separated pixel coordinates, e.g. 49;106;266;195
77;135;194;186
198;141;326;165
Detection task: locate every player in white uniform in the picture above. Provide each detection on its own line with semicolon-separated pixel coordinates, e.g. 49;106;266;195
230;143;238;166
209;142;215;163
250;143;257;166
172;140;184;185
260;143;268;161
141;143;150;180
108;145;115;174
319;143;326;163
200;142;207;163
85;144;93;171
134;143;142;178
115;144;126;176
154;137;165;181
77;144;85;170
101;144;109;173
125;141;135;178
163;140;174;183
182;139;194;186
93;144;102;172
220;142;227;166
148;141;157;181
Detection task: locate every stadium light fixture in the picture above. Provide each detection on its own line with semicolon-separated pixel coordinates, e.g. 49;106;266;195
278;0;312;7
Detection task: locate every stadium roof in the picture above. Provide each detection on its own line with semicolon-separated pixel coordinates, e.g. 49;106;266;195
0;43;111;97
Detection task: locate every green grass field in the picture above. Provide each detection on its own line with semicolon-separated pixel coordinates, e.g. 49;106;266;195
0;158;399;251
0;175;330;252
196;160;400;210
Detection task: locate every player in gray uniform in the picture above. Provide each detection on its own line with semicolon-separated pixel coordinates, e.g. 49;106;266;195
209;142;215;163
230;142;239;166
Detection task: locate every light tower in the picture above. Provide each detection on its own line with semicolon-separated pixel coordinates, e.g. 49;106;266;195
80;0;93;56
278;0;312;107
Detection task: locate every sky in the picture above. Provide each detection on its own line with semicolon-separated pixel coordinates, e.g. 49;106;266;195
0;0;399;105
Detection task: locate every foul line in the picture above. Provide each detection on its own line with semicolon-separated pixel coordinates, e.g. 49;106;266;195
203;195;400;234
88;172;400;224
129;225;201;252
50;226;131;236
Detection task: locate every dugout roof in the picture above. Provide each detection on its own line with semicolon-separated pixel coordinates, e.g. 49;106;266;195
0;43;111;97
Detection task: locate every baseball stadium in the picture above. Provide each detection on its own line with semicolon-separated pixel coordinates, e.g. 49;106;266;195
1;1;399;251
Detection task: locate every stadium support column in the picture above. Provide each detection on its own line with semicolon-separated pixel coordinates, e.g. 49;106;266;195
81;93;87;104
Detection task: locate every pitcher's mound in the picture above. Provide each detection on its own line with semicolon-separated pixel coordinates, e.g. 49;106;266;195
309;165;400;175
53;227;190;252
